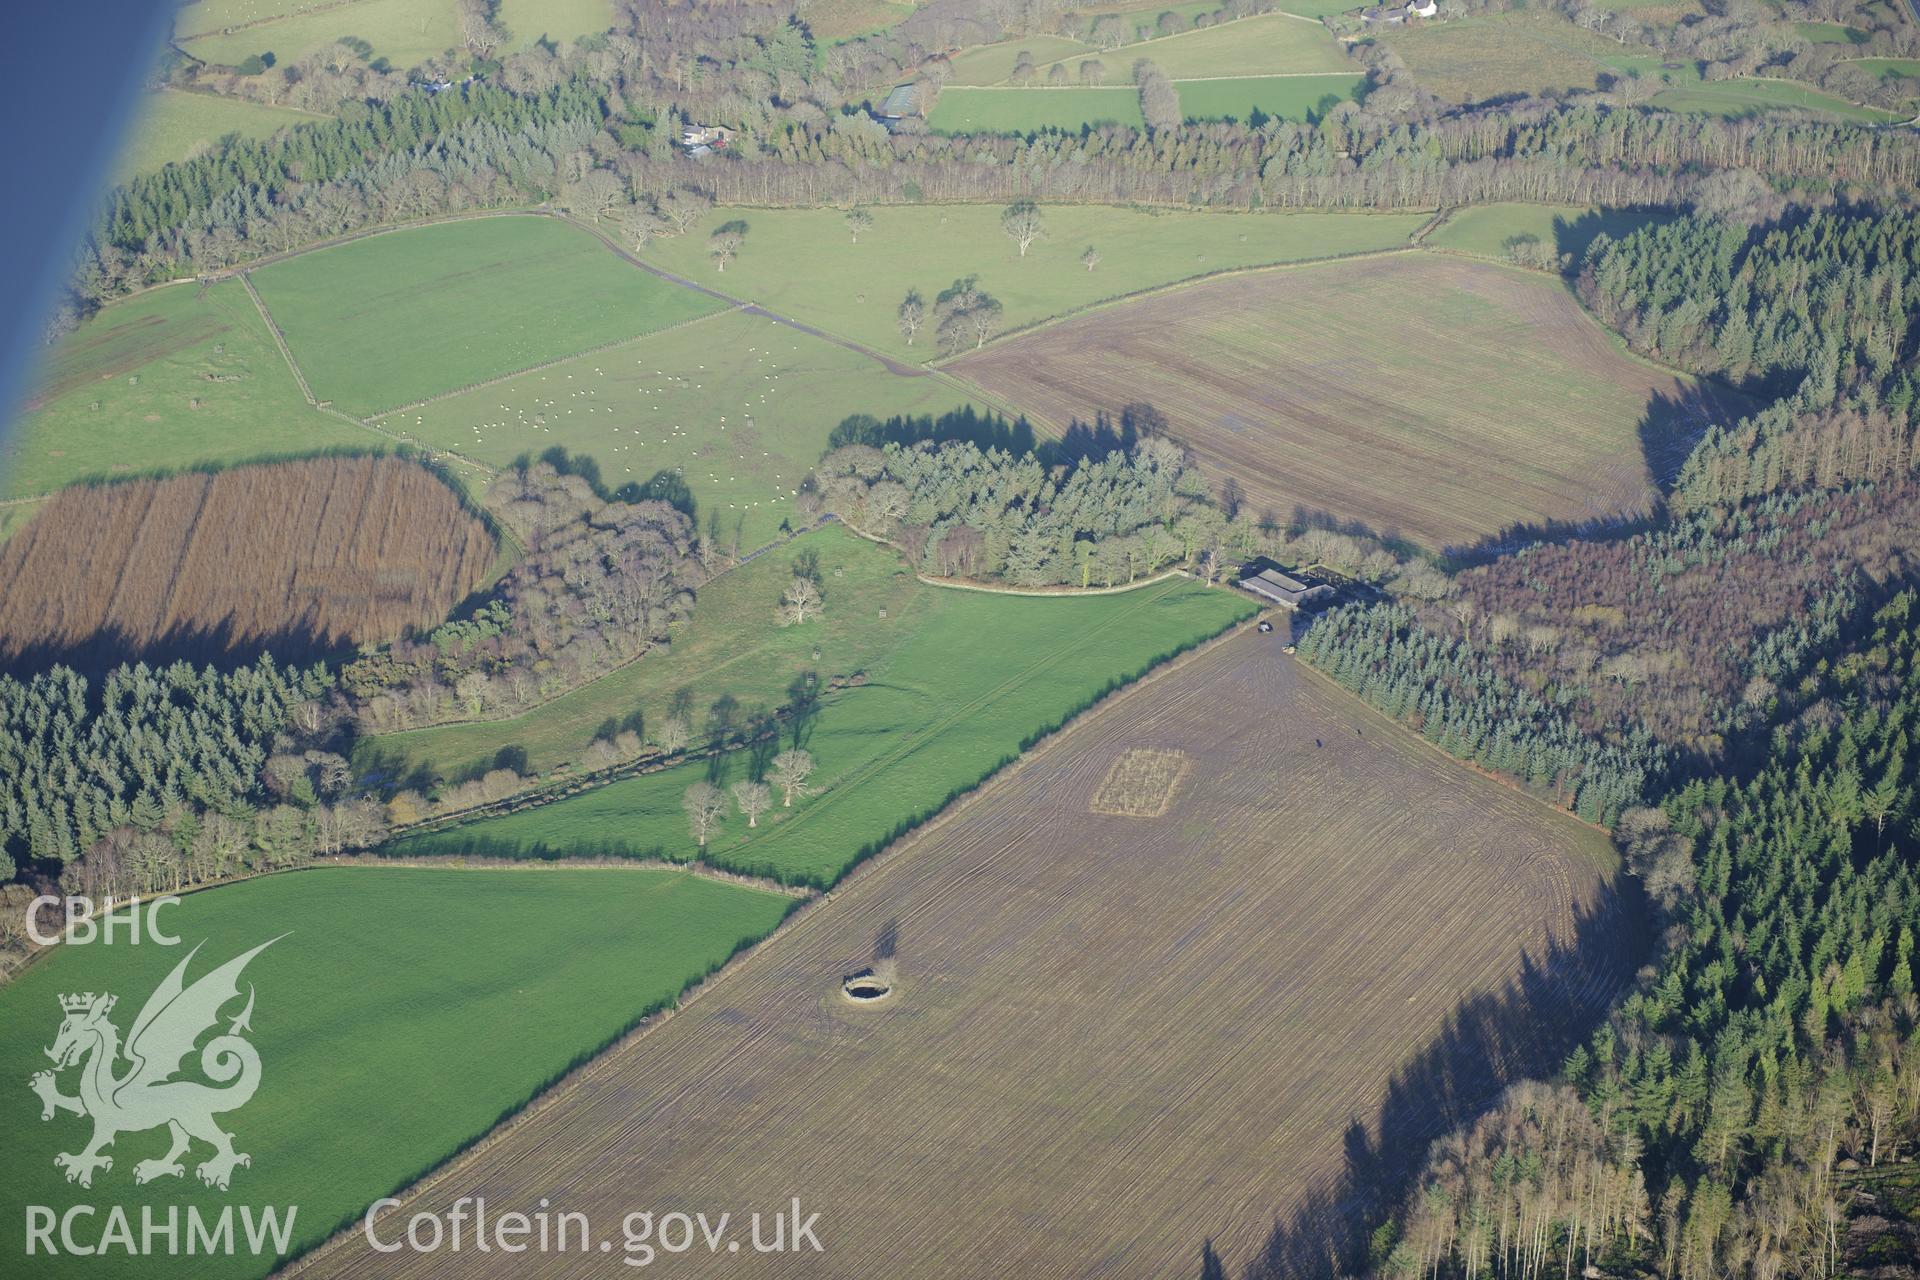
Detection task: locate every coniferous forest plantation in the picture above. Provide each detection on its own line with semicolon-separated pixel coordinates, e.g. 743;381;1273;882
3;0;1920;1276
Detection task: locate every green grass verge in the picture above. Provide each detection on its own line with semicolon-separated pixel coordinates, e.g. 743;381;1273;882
1648;76;1899;122
386;561;1256;885
379;309;981;548
250;217;727;418
941;35;1099;85
4;280;372;498
1794;20;1868;43
112;91;321;183
178;0;459;70
498;0;615;49
1425;203;1677;264
640;205;1426;361
928;86;1145;132
1043;12;1352;80
0;866;793;1279
1177;73;1365;122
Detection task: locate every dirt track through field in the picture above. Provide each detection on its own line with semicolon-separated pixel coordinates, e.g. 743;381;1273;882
307;630;1636;1280
949;254;1736;553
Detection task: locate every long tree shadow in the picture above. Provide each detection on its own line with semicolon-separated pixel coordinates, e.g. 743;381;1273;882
1234;876;1649;1279
1444;381;1748;566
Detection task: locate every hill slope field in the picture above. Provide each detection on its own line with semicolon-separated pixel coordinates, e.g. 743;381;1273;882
949;253;1739;552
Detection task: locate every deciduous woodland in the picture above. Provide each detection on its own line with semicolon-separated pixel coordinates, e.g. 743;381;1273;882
0;455;495;669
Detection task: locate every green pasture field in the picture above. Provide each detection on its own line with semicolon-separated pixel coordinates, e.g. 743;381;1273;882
941;35;1096;85
1377;12;1676;102
3;280;370;499
1795;20;1869;43
498;0;615;48
368;523;921;782
112;91;320;182
250;217;726;418
388;562;1255;885
0;866;793;1279
928;86;1145;132
381;308;979;548
1177;73;1364;121
1841;56;1920;87
1276;0;1362;16
173;0;307;35
1648;76;1899;121
800;0;917;41
640;205;1425;361
1426;203;1677;265
1042;12;1352;80
178;0;459;70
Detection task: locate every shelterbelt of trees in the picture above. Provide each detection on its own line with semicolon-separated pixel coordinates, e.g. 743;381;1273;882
53;0;1920;329
1296;199;1920;1275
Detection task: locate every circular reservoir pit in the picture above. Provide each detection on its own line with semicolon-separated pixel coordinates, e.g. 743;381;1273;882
840;970;894;1003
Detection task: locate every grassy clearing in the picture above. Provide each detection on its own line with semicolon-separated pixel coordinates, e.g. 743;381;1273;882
1178;73;1365;121
381;309;979;548
365;522;924;781
251;217;726;418
112;90;319;182
1042;12;1353;80
3;280;370;498
0;866;794;1280
1648;76;1899;121
1848;56;1920;84
641;205;1426;361
942;34;1095;85
178;0;459;69
928;85;1145;132
800;0;917;41
1426;203;1677;264
1278;0;1365;15
498;0;614;49
1795;20;1869;43
1378;11;1672;102
330;633;1631;1278
951;253;1741;552
387;563;1255;885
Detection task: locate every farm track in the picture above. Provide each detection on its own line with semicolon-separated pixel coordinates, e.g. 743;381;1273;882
306;631;1633;1280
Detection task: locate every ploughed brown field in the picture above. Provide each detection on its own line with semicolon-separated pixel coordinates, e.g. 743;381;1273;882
308;627;1637;1279
0;455;494;668
949;254;1736;553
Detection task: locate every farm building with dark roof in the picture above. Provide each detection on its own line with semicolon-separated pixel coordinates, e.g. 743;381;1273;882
1239;566;1334;610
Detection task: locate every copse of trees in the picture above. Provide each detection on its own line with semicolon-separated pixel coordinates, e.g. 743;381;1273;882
341;460;701;733
0;654;380;901
814;435;1233;588
1295;603;1666;826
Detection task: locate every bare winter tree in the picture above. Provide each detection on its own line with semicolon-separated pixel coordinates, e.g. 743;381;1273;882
777;576;824;626
730;779;772;827
657;714;692;753
660;187;712;236
1002;200;1047;257
457;0;506;60
896;289;925;345
845;207;873;243
1081;245;1102;272
770;749;815;805
682;782;726;847
709;220;748;271
1078;59;1106;86
967;297;1003;348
